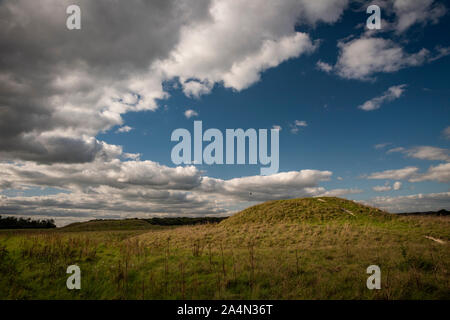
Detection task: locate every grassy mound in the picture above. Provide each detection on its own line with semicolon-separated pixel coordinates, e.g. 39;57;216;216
61;219;155;232
61;217;226;232
221;197;388;226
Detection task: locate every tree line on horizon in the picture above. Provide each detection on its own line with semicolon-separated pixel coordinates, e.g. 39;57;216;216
0;215;56;229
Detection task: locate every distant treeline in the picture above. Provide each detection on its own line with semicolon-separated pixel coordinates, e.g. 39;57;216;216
0;215;56;229
398;209;449;216
145;217;227;226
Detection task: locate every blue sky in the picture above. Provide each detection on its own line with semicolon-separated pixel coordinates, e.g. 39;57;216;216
0;0;449;225
98;5;450;200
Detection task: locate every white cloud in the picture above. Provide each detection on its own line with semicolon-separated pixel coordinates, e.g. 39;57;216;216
290;120;308;134
387;147;406;154
316;60;333;73
221;33;317;91
200;169;332;201
123;153;141;160
0;160;336;225
358;84;407;111
0;0;349;164
335;37;429;80
158;0;347;95
367;163;450;183
374;143;391;149
363;192;450;213
0;0;195;163
318;188;363;197
389;146;450;161
429;46;450;62
393;0;446;33
368;166;419;180
184;109;199;119
359;1;447;35
405;146;450;161
372;181;401;192
373;185;392;192
116;126;133;133
409;163;450;183
182;80;214;98
272;125;282;131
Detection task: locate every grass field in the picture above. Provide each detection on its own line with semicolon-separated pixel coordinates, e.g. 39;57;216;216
0;197;449;299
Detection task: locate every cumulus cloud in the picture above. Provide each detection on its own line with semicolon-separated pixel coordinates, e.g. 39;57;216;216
367;166;419;180
318;188;363;197
363;192;450;213
184;109;199;119
393;181;402;190
0;135;123;164
0;160;336;225
317;1;448;81
199;170;332;201
0;0;350;165
404;146;450;161
164;31;318;93
372;181;401;192
220;33;318;90
393;0;446;33
0;0;208;163
116;126;133;133
158;0;348;94
409;162;450;183
335;37;429;80
316;60;333;73
0;159;218;225
388;146;450;161
358;84;406;111
367;163;450;183
182;80;214;98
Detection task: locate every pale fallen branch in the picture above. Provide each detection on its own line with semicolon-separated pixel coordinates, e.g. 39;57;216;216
425;236;446;244
341;208;355;216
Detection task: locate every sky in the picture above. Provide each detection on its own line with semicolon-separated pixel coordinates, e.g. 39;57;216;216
0;0;449;226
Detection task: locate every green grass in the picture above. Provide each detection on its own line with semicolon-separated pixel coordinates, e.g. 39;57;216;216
0;197;449;299
60;219;159;232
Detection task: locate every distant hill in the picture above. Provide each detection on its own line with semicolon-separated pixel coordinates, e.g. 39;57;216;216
61;219;154;231
145;217;227;226
398;209;449;216
61;216;227;231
